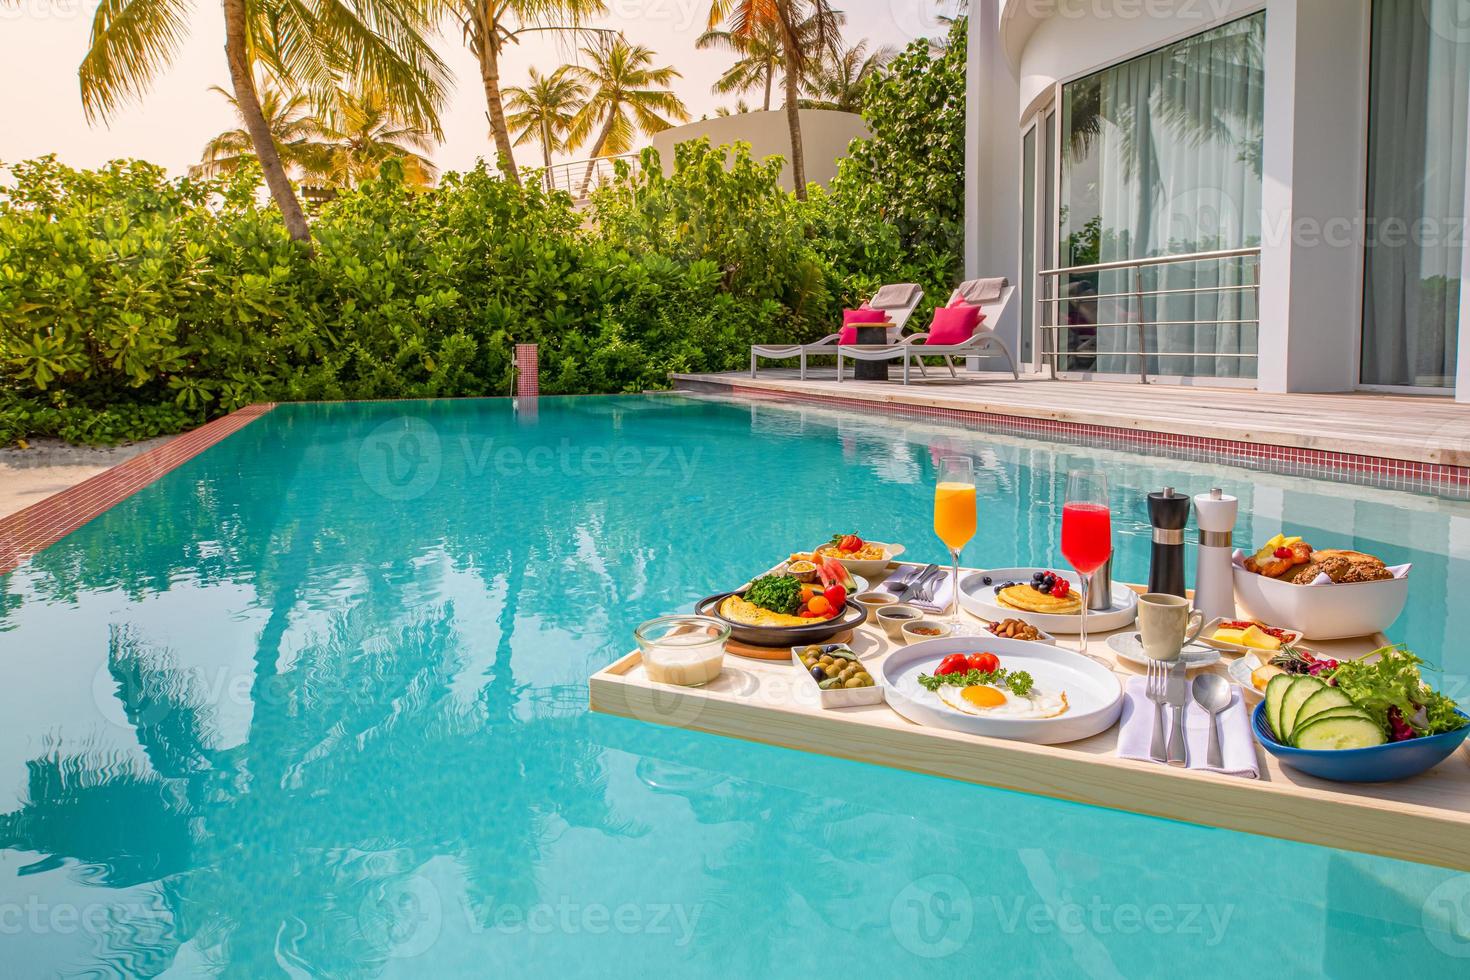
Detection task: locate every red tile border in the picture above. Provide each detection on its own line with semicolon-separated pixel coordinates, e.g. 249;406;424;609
695;383;1470;501
0;404;276;575
516;344;539;398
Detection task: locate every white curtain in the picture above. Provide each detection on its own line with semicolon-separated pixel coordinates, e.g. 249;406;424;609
1060;14;1264;379
1361;0;1470;389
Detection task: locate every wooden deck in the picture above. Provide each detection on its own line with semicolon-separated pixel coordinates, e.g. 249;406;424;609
673;370;1470;468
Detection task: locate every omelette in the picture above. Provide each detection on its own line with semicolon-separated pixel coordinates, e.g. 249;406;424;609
720;594;815;628
996;584;1082;615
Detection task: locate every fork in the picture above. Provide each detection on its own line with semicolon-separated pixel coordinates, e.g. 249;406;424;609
1145;659;1168;763
914;566;944;604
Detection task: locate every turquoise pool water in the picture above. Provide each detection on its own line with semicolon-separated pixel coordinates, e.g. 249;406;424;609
2;395;1469;976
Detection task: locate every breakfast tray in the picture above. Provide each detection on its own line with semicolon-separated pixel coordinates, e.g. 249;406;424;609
589;564;1470;872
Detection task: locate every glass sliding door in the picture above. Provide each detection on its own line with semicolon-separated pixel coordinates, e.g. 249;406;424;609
1021;106;1059;371
1057;13;1265;379
1361;0;1470;390
1021;123;1038;366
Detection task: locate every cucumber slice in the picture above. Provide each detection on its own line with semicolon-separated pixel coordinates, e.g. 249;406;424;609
1293;705;1374;726
1279;676;1325;742
1264;673;1296;740
1292;715;1388;751
1295;687;1354;729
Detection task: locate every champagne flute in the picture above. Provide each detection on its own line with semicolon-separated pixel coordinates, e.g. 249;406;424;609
934;456;978;634
1060;470;1112;655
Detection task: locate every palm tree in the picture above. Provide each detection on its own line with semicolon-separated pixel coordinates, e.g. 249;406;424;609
447;0;606;187
568;36;689;197
78;0;449;243
706;0;838;200
697;22;783;111
191;82;329;180
307;87;439;188
802;38;893;112
504;66;588;185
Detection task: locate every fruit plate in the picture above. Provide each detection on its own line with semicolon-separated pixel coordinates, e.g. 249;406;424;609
1251;703;1470;783
1197;617;1304;656
957;568;1138;635
879;636;1124;745
694;593;867;648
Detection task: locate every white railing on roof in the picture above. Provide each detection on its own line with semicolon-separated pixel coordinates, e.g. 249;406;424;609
539;154;640;201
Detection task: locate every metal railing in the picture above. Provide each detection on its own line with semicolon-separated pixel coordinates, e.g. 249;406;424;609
1038;247;1261;384
540;154;640;201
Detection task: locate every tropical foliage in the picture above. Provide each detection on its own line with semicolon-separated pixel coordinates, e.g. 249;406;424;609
78;0;449;241
1;19;970;446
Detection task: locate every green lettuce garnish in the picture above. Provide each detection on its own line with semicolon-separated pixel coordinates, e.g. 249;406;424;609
1329;646;1467;737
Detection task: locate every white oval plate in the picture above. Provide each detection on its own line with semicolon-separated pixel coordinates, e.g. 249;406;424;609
879;636;1124;745
958;569;1138;635
1196;617;1303;655
1106;632;1221;670
1226;654;1268;701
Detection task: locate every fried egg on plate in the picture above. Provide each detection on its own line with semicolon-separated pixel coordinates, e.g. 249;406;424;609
935;683;1069;719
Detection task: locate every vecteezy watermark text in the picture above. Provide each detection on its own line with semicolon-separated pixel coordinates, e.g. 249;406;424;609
991;895;1233;946
458;436;702;483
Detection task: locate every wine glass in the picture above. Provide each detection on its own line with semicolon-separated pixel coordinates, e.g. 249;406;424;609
933;456;978;634
1060;470;1112;655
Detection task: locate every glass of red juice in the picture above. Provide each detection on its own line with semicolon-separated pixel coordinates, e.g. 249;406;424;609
1061;470;1113;654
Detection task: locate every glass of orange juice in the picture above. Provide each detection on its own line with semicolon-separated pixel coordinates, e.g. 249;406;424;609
934;456;977;632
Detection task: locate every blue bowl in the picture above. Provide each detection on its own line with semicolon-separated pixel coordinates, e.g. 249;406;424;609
1251;702;1470;783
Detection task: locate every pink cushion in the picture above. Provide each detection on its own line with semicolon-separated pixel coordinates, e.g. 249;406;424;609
839;307;889;345
946;294;969;308
925;304;984;346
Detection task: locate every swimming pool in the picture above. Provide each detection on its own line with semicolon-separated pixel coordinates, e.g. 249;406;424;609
2;394;1468;975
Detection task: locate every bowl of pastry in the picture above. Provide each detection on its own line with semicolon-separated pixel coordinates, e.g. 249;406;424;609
1233;534;1408;640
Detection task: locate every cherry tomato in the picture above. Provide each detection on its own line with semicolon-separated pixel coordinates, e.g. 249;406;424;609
823;584;847;609
936;654;971;676
807;595;833;616
966;653;1000;674
799;610;822;618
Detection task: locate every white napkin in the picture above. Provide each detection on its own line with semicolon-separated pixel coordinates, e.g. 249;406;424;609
1116;675;1260;778
881;566;956;613
1231;549;1411;583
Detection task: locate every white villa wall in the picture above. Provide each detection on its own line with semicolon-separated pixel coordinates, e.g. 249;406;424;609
650;110;869;191
970;0;1467;398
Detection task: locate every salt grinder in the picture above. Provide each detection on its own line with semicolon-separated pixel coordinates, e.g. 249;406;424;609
1193;488;1239;622
1147;488;1191;597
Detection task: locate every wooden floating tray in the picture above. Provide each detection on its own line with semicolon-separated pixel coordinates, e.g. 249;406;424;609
590;565;1470;872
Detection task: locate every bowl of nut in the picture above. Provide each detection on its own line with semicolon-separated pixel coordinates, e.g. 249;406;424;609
984;617;1056;645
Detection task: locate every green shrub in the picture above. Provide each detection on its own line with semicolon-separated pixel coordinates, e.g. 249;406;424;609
0;26;970;446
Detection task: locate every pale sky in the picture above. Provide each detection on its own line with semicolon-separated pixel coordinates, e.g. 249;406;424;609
0;0;957;177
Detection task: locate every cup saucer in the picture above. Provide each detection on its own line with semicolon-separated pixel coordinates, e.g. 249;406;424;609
1106;632;1221;669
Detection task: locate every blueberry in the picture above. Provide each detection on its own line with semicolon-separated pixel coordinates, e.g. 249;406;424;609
993;586;1003;595
982;576;993;586
1032;571;1045;583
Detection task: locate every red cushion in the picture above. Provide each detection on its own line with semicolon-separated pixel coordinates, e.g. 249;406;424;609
925;304;984;346
839;307;889;345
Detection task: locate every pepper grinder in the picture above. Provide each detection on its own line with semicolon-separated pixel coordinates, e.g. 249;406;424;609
1193;488;1238;622
1147;488;1191;597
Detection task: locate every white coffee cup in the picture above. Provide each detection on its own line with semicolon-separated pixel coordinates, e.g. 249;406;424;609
1138;593;1205;662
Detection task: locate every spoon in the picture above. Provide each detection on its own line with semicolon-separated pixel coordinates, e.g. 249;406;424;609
1191;673;1233;769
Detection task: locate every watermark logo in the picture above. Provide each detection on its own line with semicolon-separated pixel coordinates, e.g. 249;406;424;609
1425;0;1470;45
886;0;960;43
890;873;974;958
1424;874;1470;958
359;416;442;502
358;874;443;959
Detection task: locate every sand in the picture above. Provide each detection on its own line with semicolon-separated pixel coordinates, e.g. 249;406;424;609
0;437;170;519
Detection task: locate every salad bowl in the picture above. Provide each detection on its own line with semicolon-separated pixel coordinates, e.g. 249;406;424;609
1252;703;1470;782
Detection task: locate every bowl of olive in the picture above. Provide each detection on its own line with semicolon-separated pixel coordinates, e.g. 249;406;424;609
791;644;885;709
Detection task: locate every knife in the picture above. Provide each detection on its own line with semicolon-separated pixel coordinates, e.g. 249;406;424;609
894;564;939;601
1166;658;1188;767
